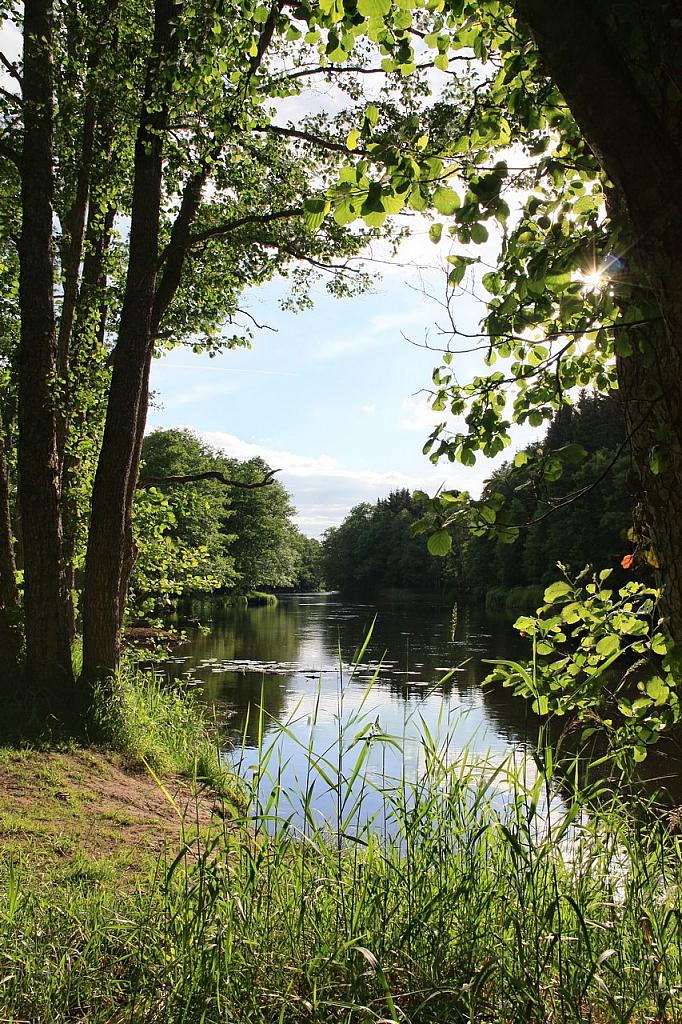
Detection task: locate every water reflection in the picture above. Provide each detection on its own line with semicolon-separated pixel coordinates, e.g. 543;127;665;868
165;593;541;758
161;594;682;823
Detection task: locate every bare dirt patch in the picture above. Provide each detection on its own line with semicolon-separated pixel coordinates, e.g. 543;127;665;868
0;748;225;878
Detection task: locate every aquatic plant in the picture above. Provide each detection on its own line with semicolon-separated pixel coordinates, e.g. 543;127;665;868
2;654;682;1022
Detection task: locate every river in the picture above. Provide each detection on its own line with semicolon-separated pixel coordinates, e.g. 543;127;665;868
162;593;559;825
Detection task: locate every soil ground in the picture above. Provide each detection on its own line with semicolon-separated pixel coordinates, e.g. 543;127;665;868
0;747;224;882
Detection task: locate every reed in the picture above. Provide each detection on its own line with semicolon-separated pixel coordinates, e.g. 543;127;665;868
2;657;681;1023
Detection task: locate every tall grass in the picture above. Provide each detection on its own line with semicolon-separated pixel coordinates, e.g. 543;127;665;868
90;661;236;796
2;660;682;1022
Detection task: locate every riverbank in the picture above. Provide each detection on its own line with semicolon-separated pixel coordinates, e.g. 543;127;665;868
3;652;682;1022
0;747;223;882
3;732;682;1023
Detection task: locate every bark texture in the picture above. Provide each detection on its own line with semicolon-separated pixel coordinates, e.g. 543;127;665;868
0;412;21;693
81;0;179;692
516;0;682;641
18;0;75;724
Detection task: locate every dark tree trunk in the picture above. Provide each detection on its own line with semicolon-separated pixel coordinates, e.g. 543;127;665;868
61;201;116;641
81;0;178;695
55;91;97;469
617;315;682;639
516;0;682;643
18;0;75;726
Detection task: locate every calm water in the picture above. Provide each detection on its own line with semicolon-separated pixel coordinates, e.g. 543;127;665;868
162;593;682;826
164;594;551;824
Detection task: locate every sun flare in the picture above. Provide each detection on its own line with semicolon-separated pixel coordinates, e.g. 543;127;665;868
579;268;605;291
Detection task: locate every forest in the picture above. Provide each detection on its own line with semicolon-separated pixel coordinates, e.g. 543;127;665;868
133;428;323;611
322;392;637;609
2;2;682;1022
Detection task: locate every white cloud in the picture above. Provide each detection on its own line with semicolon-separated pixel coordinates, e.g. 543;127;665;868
294;513;344;532
203;429;422;487
181;427;523;538
399;395;445;433
361;403;377;414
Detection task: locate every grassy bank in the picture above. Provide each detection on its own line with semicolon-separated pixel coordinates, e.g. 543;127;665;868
172;590;278;615
0;663;243;882
2;674;682;1022
90;663;235;791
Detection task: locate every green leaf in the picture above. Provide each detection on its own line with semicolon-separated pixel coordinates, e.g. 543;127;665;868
303;197;330;231
533;695;549;715
651;632;668;656
470;222;489;244
543;581;572;603
357;0;391;16
432;185;460;215
645;675;670;703
596;635;620;658
556;443;587;464
429;222;443;244
427;529;452;556
572;194;597;215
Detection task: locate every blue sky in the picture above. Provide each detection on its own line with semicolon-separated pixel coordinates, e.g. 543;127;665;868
147;231;536;537
0;17;534;538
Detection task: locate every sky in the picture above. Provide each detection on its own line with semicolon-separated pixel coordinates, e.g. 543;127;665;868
0;16;536;538
142;19;539;537
147;228;536;537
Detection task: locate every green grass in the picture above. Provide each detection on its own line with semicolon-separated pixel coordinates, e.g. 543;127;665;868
246;590;278;606
2;665;682;1023
89;662;240;799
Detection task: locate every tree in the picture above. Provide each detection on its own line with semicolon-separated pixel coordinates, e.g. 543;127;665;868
292;534;325;592
130;429;306;611
509;1;682;644
223;457;302;592
341;2;682;648
322;489;460;595
1;0;460;730
463;394;636;602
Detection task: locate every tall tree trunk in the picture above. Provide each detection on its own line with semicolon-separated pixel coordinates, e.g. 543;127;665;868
116;349;153;630
61;202;116;641
18;0;75;726
55;91;97;469
81;0;178;695
516;0;682;643
617;315;682;639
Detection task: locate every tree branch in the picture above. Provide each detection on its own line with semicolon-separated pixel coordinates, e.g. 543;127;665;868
0;51;22;89
151;2;285;330
137;468;280;490
264;123;351;155
0;137;20;167
186;207;302;248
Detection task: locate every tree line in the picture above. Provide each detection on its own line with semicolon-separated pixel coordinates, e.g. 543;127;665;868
132;428;323;616
322;394;638;604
